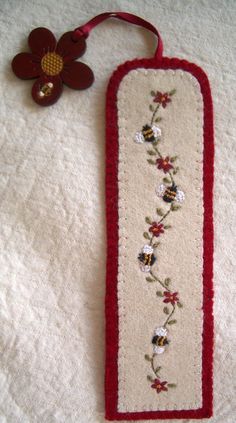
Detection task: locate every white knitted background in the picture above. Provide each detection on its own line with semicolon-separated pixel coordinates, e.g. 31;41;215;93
0;1;235;422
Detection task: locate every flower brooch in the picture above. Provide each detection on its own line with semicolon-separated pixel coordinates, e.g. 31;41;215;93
11;27;94;106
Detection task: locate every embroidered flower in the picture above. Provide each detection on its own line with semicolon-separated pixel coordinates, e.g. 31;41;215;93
156;157;173;173
149;222;164;237
153;91;171;108
138;245;156;272
151;379;168;393
152;327;169;354
163;291;179;305
134;125;161;144
156;184;185;203
12;27;94;106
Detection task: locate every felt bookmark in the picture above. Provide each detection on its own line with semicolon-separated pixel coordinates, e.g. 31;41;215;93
11;12;214;420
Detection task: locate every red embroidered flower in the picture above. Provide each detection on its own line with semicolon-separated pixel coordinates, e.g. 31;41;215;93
153;91;171;108
163;291;179;305
12;27;94;106
149;222;164;237
151;379;168;393
156;157;173;173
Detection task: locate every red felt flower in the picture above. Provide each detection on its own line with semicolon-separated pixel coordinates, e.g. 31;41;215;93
151;378;168;393
153;91;171;108
12;27;94;106
163;291;179;305
149;222;164;237
156;156;173;173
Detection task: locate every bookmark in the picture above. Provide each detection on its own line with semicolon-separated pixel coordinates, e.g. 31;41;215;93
11;12;214;420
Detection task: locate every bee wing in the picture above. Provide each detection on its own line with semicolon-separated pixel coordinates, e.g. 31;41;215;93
156;184;166;198
176;189;185;203
151;125;161;139
153;345;165;354
134;131;145;144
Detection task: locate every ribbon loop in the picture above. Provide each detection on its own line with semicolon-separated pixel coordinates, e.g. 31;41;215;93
73;12;163;61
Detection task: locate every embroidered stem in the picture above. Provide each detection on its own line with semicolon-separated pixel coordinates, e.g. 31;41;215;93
150;270;171;292
151;354;160;378
163;304;176;327
158;207;171;224
151;104;160;125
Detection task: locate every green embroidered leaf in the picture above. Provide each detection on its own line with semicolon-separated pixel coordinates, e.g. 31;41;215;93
156;291;164;297
167;383;177;388
171;203;181;211
146;277;155;282
170;155;178;162
169;89;176;96
168;319;177;325
149;104;154;111
150;90;156;96
147;150;157;156
155;366;161;373
164;224;172;229
143;232;151;240
147;375;155;382
152;242;160;248
173;166;179;175
145;216;152;224
163;306;170;314
163;177;171;184
152;140;159;146
144;354;152;361
156;208;164;216
147;159;156;165
177;302;183;308
155;117;162;122
164;277;171;286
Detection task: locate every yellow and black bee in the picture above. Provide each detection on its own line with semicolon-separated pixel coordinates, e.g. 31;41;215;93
38;82;54;98
156;183;185;204
134;124;161;144
138;245;156;272
152;334;169;347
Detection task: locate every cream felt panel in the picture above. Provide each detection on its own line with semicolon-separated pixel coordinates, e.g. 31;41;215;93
117;69;204;412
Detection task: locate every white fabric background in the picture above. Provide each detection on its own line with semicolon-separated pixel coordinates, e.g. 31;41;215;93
0;1;235;422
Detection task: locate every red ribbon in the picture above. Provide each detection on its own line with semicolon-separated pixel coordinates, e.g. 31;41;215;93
73;12;163;61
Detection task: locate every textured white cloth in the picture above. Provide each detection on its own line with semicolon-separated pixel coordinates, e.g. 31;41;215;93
0;0;235;422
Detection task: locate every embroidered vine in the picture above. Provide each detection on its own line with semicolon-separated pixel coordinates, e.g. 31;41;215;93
134;89;184;394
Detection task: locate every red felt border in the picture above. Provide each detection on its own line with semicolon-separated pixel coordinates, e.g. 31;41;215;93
105;57;214;420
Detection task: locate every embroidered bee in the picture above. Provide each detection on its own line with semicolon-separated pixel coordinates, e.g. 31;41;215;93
156;183;185;203
138;245;156;272
152;327;169;354
134;124;161;144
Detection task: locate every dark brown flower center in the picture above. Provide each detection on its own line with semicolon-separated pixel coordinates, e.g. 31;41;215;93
41;52;63;76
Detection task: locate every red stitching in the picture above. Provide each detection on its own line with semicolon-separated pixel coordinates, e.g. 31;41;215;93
105;57;214;420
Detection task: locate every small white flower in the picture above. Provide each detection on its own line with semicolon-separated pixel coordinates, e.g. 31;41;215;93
152;125;161;139
156;184;166;198
154;327;168;337
142;245;153;254
153;345;165;354
134;131;145;144
175;189;185;203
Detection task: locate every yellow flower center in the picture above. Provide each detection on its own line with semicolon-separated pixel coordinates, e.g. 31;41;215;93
41;52;63;76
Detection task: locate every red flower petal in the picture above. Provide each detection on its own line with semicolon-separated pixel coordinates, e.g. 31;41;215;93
61;61;94;90
31;75;63;106
28;27;56;56
56;32;86;62
12;53;41;79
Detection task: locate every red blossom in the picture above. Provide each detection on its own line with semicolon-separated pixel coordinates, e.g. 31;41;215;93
156;157;173;173
12;27;94;106
163;291;179;305
149;222;164;237
153;91;171;108
151;378;168;393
